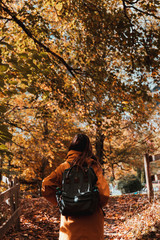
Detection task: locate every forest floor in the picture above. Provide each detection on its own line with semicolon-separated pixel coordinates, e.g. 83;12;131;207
2;194;160;240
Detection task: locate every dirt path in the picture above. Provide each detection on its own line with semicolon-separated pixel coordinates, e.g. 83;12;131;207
2;195;159;240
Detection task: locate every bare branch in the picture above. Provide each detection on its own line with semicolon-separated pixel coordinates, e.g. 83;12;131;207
122;0;134;25
122;0;160;20
0;36;6;42
129;5;160;19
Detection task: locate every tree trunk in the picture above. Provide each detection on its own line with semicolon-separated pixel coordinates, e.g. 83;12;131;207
111;163;115;181
95;127;105;165
144;153;154;202
0;156;2;183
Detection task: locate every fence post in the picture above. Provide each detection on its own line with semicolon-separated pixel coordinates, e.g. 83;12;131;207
144;153;154;202
9;176;15;213
14;177;20;230
0;176;21;237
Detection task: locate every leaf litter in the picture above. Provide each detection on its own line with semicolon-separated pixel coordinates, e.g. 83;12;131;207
2;194;160;240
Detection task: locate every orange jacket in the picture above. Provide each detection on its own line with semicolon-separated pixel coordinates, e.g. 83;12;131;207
42;150;109;240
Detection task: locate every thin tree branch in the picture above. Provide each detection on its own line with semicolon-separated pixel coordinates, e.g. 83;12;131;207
1;2;78;77
0;36;6;42
122;0;160;20
4;119;38;142
128;5;160;19
122;0;134;25
10;140;26;149
4;119;24;131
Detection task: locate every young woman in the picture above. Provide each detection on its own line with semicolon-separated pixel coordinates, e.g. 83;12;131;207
42;134;109;240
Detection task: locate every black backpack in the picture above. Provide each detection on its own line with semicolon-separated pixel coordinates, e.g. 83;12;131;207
56;163;99;217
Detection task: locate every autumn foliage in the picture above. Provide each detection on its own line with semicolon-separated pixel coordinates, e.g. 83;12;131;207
0;1;160;239
0;0;160;227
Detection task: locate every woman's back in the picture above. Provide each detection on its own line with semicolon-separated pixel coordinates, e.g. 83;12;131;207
42;134;109;240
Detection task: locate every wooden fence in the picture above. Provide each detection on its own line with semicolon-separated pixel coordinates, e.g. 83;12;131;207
144;153;160;202
0;177;21;238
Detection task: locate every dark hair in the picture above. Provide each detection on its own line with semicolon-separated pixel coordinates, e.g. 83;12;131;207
68;134;97;166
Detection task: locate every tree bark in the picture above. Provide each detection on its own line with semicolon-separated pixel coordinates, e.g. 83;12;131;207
144;153;154;202
95;127;105;165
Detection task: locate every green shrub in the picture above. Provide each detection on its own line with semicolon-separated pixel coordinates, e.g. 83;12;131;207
118;174;142;194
